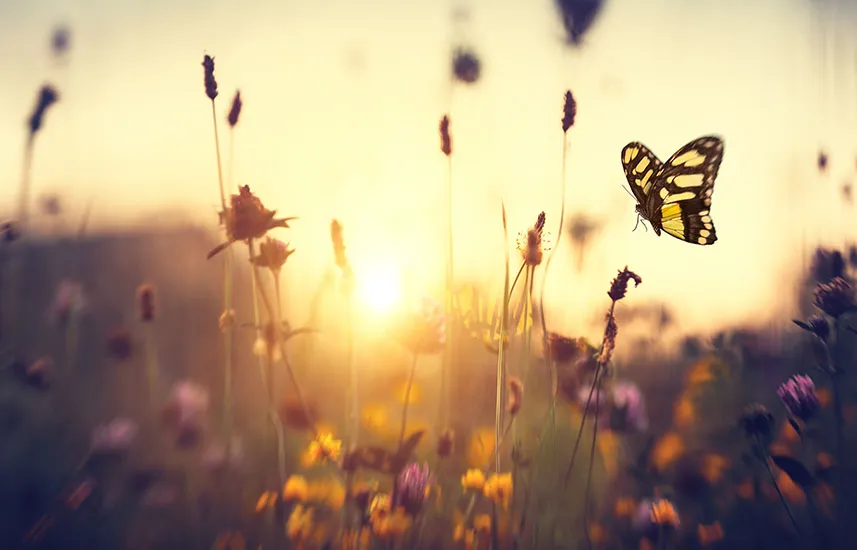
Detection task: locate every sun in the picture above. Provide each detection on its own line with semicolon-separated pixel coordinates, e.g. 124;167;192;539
356;262;402;314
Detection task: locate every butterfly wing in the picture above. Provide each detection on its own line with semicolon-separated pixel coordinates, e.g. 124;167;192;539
655;136;724;245
620;142;664;207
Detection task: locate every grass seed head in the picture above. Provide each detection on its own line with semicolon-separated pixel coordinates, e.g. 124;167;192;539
28;84;59;137
202;54;218;100
562;90;577;132
227;90;242;127
136;283;156;322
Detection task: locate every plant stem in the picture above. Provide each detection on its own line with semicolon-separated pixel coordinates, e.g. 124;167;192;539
398;353;419;447
495;203;511;474
210;100;226;211
345;293;359;447
538;128;569;450
582;373;601;550
441;151;454;431
143;321;159;411
8;135;35;356
756;434;802;536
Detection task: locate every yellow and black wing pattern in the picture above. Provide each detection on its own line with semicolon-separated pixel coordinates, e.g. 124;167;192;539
620;136;724;246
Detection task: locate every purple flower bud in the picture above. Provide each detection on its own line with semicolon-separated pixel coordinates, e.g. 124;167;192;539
395;462;433;515
777;374;820;422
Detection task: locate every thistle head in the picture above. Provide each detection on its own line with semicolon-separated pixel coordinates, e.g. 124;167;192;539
777;374;820;422
813;276;857;318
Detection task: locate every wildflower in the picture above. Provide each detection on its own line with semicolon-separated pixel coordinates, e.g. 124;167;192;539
51;25;71;57
614;497;637;518
202;54;218;100
556;0;606;46
793;314;830;341
306;432;342;465
282;475;308;502
608;266;642;302
91;417;138;456
813;277;857;318
393;297;446;355
307;477;346;511
436;428;455;458
482;473;513;509
372;505;412;540
633;498;679;541
461;469;486;492
252;236;294;274
507;377;523;416
818;150;828;172
208;185;296;259
50;279;86;325
608;380;648;432
516;212;549;267
28;84;59;136
651;432;685;472
452;49;481;84
202;437;244;474
395;462;433;515
439;115;452;156
105;325;133;360
740;403;775;443
162;381;209;446
562;90;577;132
697;521;725;545
136;284;156;322
227;90;242;128
777;374;820;422
466;428;495;468
213;531;246;550
286;504;315;542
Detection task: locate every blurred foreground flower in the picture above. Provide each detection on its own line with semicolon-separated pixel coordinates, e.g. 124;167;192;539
633;498;680;541
793;314;830;341
305;432;342;465
162;381;209;446
777;374;820;422
208;185;297;259
202;437;244;474
609;380;648;432
50;279;86;325
105;325;133;360
740;403;775;443
482;472;513;509
392;297;446;355
555;0;605;47
452;48;481;84
91;418;138;456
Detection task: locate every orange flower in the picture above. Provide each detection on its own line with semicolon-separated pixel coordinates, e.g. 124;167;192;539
651;432;685;472
774;471;805;504
700;454;729;485
697;522;724;545
816;387;832;408
673;394;696;429
614;497;636;518
736;478;755;500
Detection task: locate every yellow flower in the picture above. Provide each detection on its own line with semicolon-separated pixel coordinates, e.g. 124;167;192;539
213;531;246;550
342;528;372;550
461;469;486;492
473;513;491;533
372;506;412;540
305;432;342;466
697;521;725;545
306;477;346;511
282;475;308;502
286;504;314;542
482;473;513;509
254;491;278;513
651;432;685;473
700;454;729;485
650;499;680;527
369;493;391;526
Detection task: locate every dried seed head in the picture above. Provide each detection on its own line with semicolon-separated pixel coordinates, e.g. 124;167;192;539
507;377;523;416
608;266;642;302
252;237;295;273
202;54;218;100
28;84;59;136
439;115;452;156
739;403;774;442
562;90;577;132
813;276;857;318
227;90;242;128
136;284;156;322
599;312;618;367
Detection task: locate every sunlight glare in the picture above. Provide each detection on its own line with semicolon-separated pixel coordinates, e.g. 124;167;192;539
356;262;402;314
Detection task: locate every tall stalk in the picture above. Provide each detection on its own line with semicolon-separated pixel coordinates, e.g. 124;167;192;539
495;203;511;473
440;116;454;432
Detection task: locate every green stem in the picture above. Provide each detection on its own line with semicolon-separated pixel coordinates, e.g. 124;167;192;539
399;353;419;447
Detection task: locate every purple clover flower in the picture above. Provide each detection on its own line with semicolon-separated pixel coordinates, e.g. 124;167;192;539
395;462;433;515
777;374;820;422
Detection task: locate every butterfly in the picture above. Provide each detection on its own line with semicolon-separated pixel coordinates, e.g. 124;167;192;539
620;136;724;245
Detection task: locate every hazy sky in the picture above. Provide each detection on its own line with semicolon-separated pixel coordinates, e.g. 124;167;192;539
1;0;856;340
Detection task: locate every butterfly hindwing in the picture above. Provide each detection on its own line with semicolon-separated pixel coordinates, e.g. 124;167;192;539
656;136;723;245
620;142;664;205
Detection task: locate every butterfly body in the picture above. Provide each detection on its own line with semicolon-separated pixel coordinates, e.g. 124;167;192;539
620;136;724;245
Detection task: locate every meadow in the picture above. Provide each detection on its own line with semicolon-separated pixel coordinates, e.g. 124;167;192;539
3;5;857;550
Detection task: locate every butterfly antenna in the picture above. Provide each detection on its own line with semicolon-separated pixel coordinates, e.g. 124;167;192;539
622;185;635;198
632;214;641;232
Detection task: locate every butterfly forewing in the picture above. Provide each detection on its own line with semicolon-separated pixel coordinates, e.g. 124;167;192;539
656;136;723;245
620;142;664;205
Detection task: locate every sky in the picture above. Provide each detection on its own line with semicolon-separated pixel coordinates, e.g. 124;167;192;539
0;0;856;341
